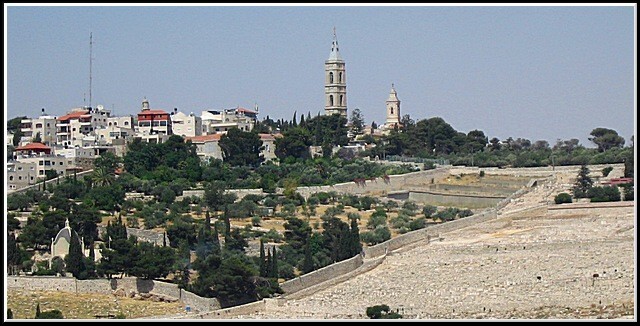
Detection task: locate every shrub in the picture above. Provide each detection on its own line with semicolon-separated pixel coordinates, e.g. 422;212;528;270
37;310;64;319
601;166;613;177
587;186;620;202
422;205;437;218
554;193;572;204
251;216;261;227
366;304;403;319
620;182;634;201
360;226;391;245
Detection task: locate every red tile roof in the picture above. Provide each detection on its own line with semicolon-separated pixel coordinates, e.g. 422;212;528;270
237;107;257;114
185;134;222;143
15;142;51;151
138;109;169;115
259;133;276;141
57;110;90;121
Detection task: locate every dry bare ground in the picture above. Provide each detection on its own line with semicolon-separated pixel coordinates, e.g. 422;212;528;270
7;289;186;319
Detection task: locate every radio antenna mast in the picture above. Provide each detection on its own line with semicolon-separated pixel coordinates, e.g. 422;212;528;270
89;32;93;108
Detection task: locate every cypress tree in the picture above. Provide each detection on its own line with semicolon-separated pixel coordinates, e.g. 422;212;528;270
65;230;86;279
205;211;211;231
7;308;13;319
265;248;272;277
212;221;221;255
350;216;362;257
302;240;314;274
7;232;18;275
35;303;41;318
259;239;267;277
223;207;231;243
270;247;278;279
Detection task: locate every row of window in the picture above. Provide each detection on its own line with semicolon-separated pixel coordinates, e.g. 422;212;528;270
328;95;345;107
138;121;168;127
328;71;344;84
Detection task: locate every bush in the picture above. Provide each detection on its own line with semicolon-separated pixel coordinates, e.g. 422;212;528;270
37;309;64;319
366;304;403;319
360;226;391;245
587;186;620;202
408;217;427;231
601;166;614;177
554;193;572;204
422;205;437;218
620;183;633;201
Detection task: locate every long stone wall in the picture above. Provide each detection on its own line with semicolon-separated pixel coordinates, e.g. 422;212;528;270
7;276;220;314
294;168;452;199
280;254;364;294
189;300;266;319
96;226;166;246
405;190;505;208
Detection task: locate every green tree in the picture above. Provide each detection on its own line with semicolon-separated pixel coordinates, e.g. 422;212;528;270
349;107;365;136
129;242;176;280
64;230;87;279
554;193;573;204
572;164;593;198
33;132;42;143
366;304;403;319
274;127;312;160
219;128;265;168
36;309;64;319
589;128;625;152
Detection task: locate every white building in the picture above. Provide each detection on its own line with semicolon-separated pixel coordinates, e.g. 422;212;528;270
20;112;58;147
186;134;223;162
170;110;202;138
56;105;111;148
201;106;258;134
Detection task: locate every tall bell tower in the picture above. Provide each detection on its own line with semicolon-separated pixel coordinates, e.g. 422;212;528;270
324;28;347;117
385;83;400;128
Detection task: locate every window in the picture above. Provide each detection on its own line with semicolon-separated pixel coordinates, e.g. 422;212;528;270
36;123;43;128
329;95;334;106
9;176;13;181
339;72;343;83
18;176;22;180
391;108;394;115
340;95;343;106
329;72;334;83
124;121;129;126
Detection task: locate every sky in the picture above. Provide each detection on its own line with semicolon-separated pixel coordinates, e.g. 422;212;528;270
5;4;637;148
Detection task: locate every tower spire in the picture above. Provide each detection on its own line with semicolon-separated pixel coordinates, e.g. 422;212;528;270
329;27;341;60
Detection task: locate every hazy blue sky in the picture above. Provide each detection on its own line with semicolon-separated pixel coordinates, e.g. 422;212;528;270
5;4;636;148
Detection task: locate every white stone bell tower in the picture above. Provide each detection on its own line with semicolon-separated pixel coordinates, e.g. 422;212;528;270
324;27;347;118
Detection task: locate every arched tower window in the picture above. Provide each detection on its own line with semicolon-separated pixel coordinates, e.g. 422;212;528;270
340;95;344;106
329;72;334;83
339;72;343;83
329;95;334;106
391;108;394;115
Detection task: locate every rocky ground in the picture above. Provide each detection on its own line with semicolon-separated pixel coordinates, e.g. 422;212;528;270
6;289;186;319
228;168;635;320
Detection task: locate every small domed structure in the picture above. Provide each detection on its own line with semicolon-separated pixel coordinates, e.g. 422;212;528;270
50;219;83;261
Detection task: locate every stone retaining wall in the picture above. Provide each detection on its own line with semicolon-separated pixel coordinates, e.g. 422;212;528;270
280;254;364;294
7;276;220;314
